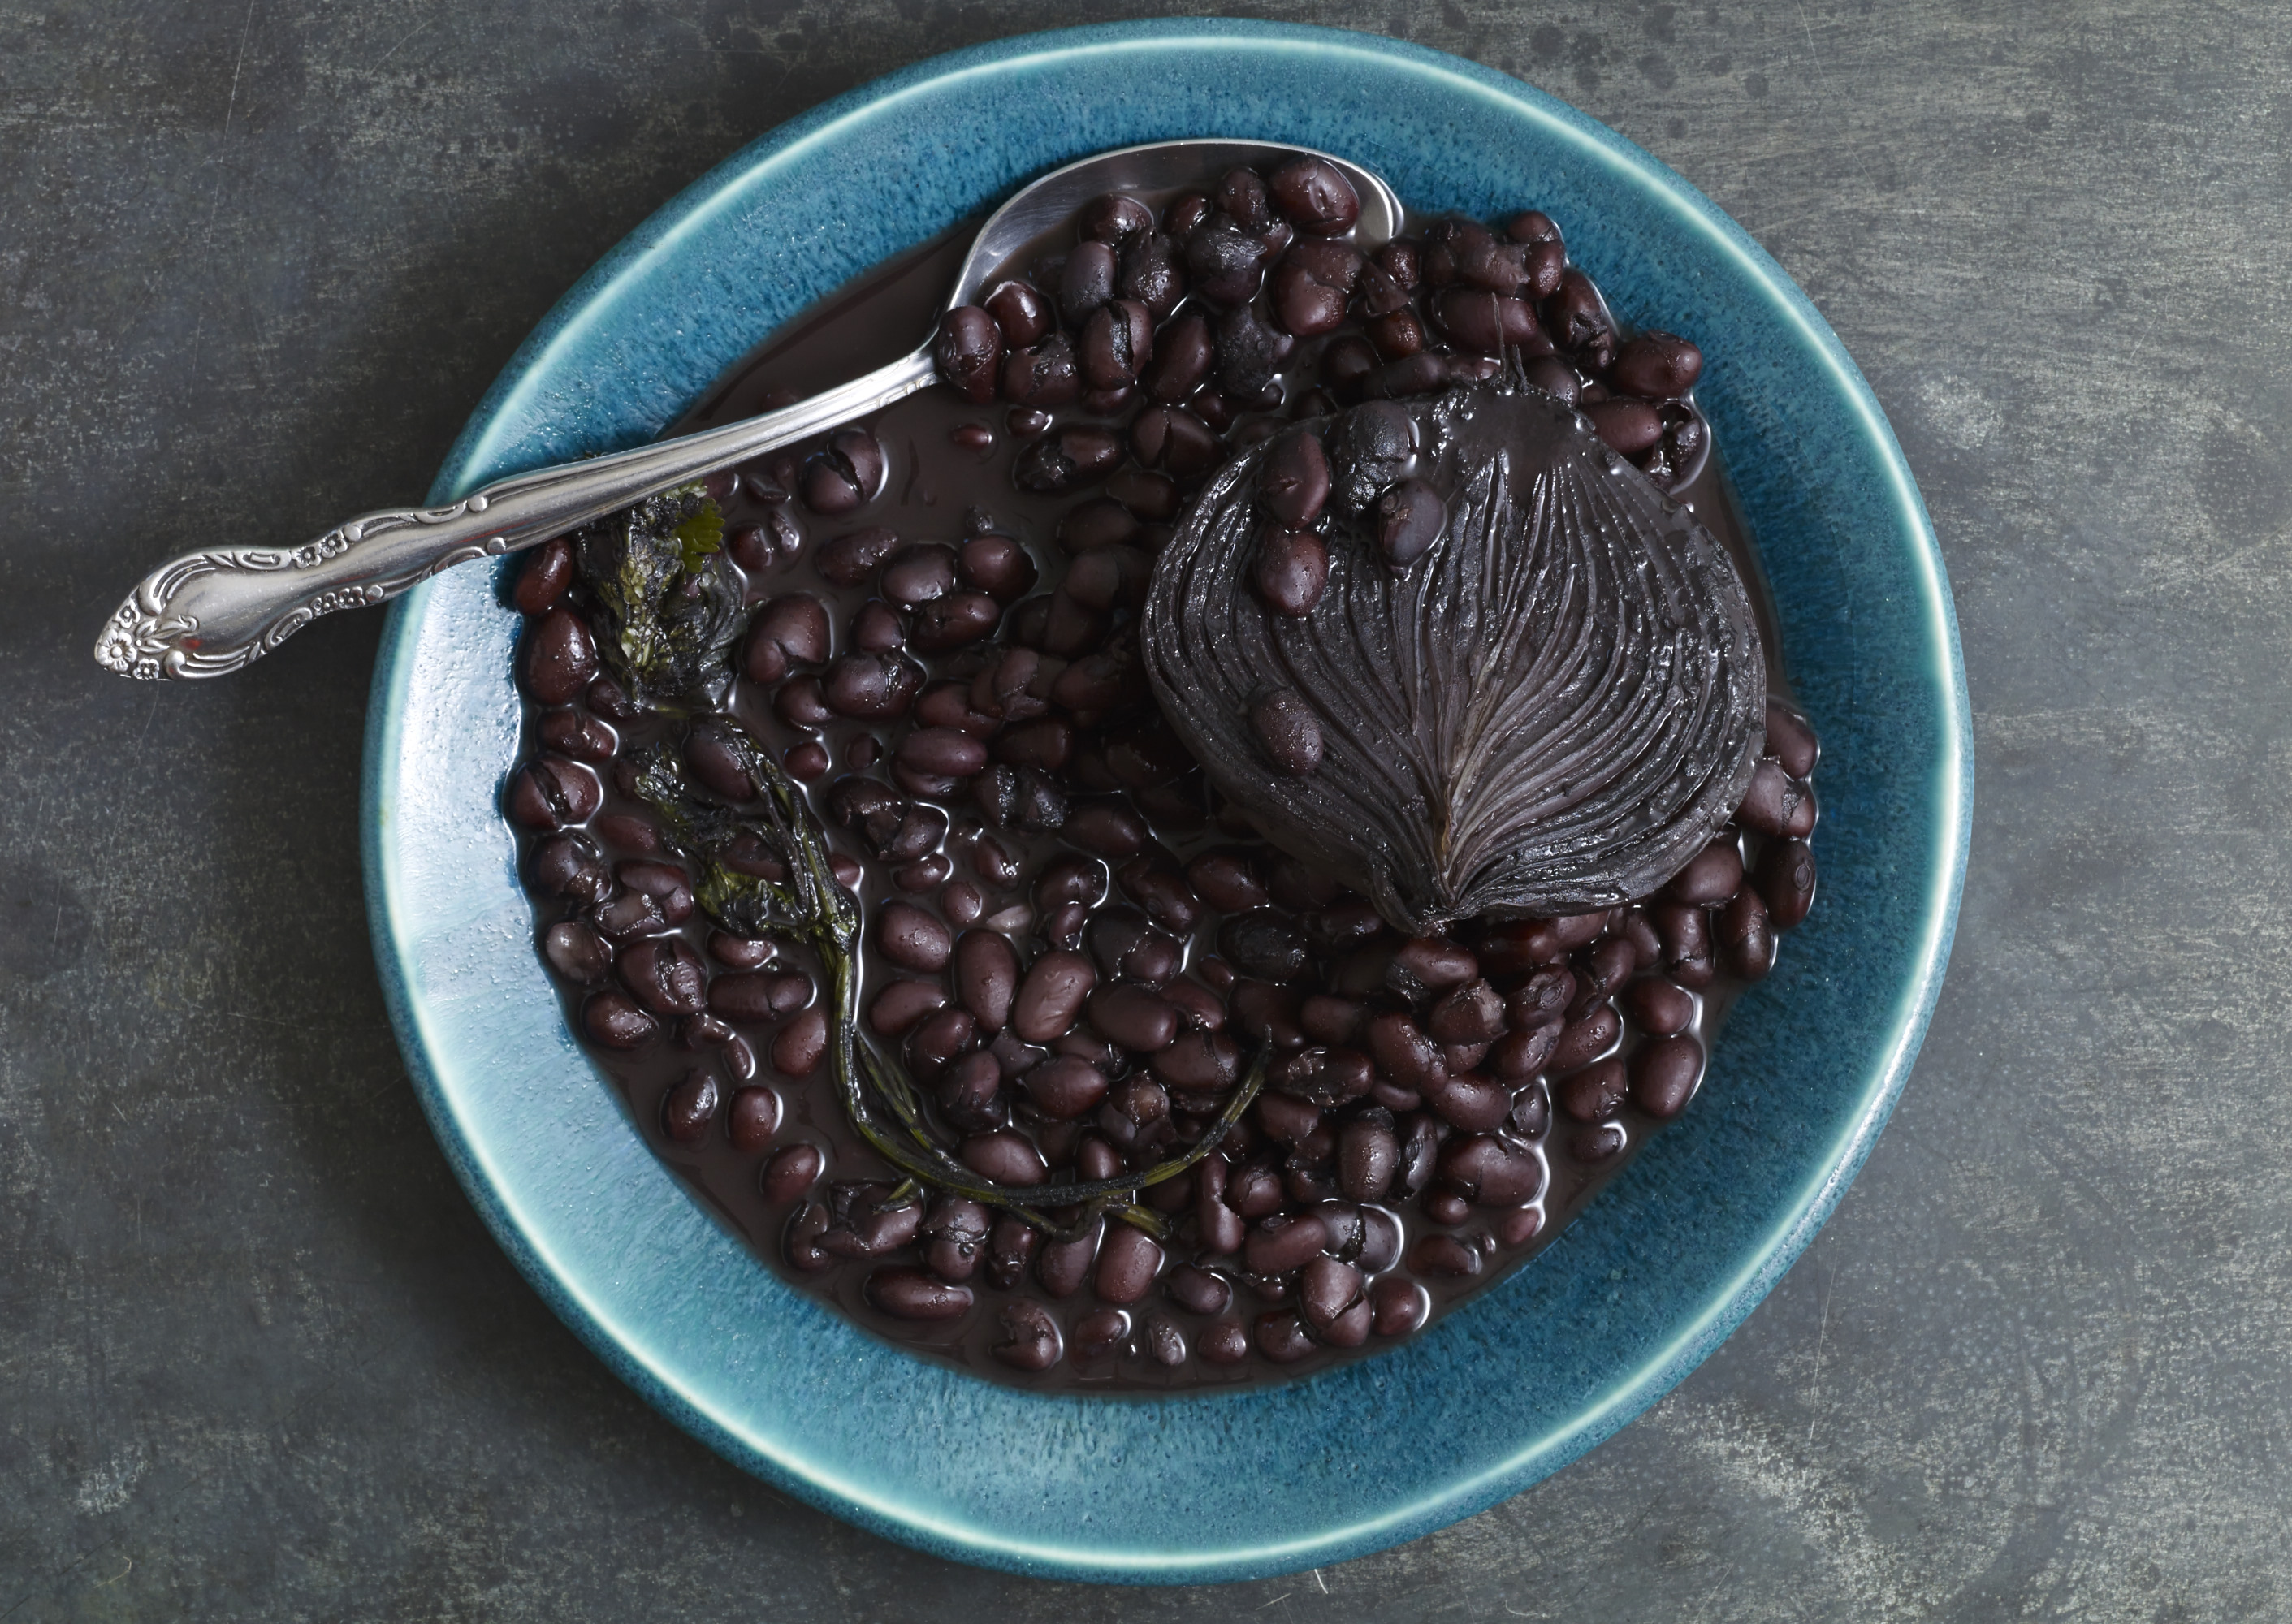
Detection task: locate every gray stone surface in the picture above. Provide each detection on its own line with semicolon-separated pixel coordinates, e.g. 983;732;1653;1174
4;0;2286;1615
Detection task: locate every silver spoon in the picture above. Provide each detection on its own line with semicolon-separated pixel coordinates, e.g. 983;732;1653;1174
94;140;1402;681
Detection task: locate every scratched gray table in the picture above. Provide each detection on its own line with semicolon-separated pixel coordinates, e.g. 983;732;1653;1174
5;2;2283;1618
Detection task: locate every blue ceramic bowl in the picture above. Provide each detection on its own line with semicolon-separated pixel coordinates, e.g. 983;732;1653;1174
363;19;1969;1584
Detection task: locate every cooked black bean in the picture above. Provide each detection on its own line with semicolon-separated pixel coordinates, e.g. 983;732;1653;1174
1088;984;1180;1052
1572;1121;1628;1164
935;305;1004;403
1543;269;1615;368
521;607;597;704
1002;334;1082;408
1611;331;1704;399
1758;838;1818;928
1093;1222;1163;1305
1259;429;1331;528
879;901;958;975
957;1128;1047;1187
660;1070;720;1145
618;937;707;1017
1244;1211;1330;1276
984;279;1052;348
505;755;600;831
1428;978;1507;1045
867;1267;974;1322
989;1300;1062;1371
1184;215;1269;306
1624;978;1696;1037
759;1142;823;1204
725;1084;781;1153
1667;837;1745;905
1655;902;1717;988
867;978;946;1037
543;920;614;983
582;990;658;1050
1080;299;1154;391
1548;1004;1621;1073
1036;1218;1101;1299
1019;1055;1109;1121
1216;302;1293;399
1248;687;1324;776
538;707;616;767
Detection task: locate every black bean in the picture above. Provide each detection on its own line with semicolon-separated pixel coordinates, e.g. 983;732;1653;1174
1012;950;1096;1043
538;707;616;766
1184;215;1269;307
1766;702;1821;779
1001;334;1083;408
1573;939;1637;1013
1630;1034;1705;1119
1572;1121;1628;1164
1058;240;1118;327
660;1069;720;1145
1019;1054;1108;1121
542;920;613;983
1611;331;1704;399
521;607;597;704
1365;1011;1446;1093
617;937;708;1017
820;650;922;719
530;831;610;905
863;1267;972;1323
1624;978;1696;1037
878;544;957;609
958;534;1037;603
1088;984;1180;1052
1585;398;1664;456
760;1142;822;1203
1543;269;1615;368
1036;1218;1102;1299
754;997;821;1076
1246;1211;1330;1276
1259;429;1330;528
1055;802;1145;860
1151;1028;1242;1092
1080;299;1155;391
512;537;574;615
867;978;946;1037
1268;1047;1374;1108
934;305;1004;403
1093;1222;1163;1305
501;757;594;835
1409;1234;1481;1279
1210;907;1304;983
1719;887;1777;980
1337;1114;1399;1202
870;901;949;974
1736;757;1814;838
771;676;832;731
958;1128;1047;1187
1013;425;1124;493
582;990;658;1050
908;591;1001;654
1115;229;1187;317
1427;978;1507;1046
1140;312;1215;404
1369;1276;1428;1338
1236;685;1323;777
1261;156;1357;235
813;527;899;589
1548;1004;1621;1073
928;1051;999;1133
984;279;1052;348
1758;839;1818;928
1153;1260;1225;1320
990;1301;1062;1371
1654;902;1717;988
1558;1057;1629;1123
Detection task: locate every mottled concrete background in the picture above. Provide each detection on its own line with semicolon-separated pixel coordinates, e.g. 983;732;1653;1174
4;1;2286;1617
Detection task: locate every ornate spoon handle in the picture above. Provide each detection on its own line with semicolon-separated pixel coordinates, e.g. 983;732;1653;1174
95;347;940;680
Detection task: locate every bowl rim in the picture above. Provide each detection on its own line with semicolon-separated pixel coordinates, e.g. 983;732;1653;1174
364;16;1970;1583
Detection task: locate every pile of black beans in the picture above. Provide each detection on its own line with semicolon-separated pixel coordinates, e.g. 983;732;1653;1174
501;156;1819;1386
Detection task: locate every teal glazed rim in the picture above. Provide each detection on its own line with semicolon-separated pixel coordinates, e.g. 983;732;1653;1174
362;19;1970;1584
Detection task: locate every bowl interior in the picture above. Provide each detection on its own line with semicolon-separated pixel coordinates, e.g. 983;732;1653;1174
364;18;1967;1585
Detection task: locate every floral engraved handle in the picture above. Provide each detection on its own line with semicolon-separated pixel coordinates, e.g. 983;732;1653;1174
93;347;941;680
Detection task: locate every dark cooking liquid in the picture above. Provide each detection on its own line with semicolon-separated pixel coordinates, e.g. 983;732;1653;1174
514;212;1813;1391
